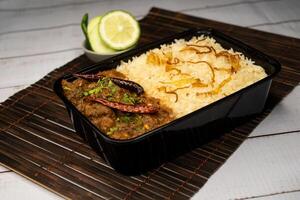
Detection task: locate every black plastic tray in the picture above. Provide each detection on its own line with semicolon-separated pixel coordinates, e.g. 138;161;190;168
54;28;281;175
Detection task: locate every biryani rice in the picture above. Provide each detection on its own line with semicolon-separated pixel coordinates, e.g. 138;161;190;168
116;36;267;118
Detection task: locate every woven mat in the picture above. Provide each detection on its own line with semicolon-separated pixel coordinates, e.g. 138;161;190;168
1;7;300;200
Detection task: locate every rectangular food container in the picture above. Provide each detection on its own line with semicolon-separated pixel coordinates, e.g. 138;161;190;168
54;28;281;175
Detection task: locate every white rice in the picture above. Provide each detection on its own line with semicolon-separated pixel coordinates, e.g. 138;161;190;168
117;36;267;118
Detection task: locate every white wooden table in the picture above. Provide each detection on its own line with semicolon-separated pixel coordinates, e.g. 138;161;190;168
0;0;299;199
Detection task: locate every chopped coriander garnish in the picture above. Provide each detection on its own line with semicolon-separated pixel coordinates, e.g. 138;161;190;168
122;115;131;123
97;77;109;87
122;93;140;105
107;80;119;95
84;78;121;97
119;114;133;123
108;80;114;87
84;86;102;96
107;126;118;135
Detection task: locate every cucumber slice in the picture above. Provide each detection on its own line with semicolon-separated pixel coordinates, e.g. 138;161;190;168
87;16;115;53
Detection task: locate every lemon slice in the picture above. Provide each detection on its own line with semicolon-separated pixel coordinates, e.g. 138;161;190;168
99;10;140;50
87;16;115;53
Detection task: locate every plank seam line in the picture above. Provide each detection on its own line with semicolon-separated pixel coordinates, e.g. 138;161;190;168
0;162;70;200
247;129;300;139
0;84;29;90
148;9;300;46
0;61;81;114
234;189;300;200
180;0;280;13
0;23;80;36
167;138;226;200
0;148;108;200
248;19;300;28
0;0;100;12
0;13;144;37
0;170;11;173
0;48;81;60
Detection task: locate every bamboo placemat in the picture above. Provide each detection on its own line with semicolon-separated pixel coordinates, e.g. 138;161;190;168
1;7;300;200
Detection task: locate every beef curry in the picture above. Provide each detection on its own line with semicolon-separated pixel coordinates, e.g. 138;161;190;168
62;70;173;140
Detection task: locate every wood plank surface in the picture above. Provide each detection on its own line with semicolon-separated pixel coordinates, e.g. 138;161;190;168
1;7;300;200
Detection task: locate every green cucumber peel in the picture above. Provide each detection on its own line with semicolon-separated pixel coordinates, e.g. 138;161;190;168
81;13;91;50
